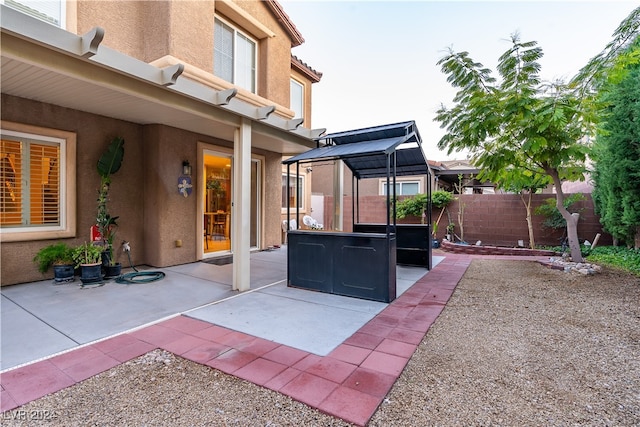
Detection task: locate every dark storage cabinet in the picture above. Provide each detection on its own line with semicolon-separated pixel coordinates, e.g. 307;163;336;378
354;224;432;269
287;230;397;303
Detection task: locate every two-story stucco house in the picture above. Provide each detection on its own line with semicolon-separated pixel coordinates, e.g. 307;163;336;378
0;0;323;289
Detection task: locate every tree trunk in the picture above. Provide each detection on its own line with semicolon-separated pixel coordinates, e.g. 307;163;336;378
520;191;536;249
635;226;640;250
547;167;583;262
458;203;465;242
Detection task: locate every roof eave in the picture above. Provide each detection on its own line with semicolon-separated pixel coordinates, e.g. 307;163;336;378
291;55;322;83
0;5;325;144
264;0;305;47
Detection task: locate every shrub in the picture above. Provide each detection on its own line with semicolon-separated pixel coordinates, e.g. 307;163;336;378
33;243;74;273
587;246;640;276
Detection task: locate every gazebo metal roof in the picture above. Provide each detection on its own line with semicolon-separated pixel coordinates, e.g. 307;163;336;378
283;121;429;179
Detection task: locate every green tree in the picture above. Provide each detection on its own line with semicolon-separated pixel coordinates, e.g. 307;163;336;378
572;7;640;248
571;7;640;95
591;58;640;248
436;34;592;261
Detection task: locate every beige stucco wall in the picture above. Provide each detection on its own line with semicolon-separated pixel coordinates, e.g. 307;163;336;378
75;0;296;111
1;96;287;285
1;95;145;285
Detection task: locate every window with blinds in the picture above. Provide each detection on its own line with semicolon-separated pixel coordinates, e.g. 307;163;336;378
4;0;65;27
214;17;257;93
1;134;62;228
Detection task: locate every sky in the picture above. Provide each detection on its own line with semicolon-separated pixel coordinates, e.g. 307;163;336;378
280;0;638;160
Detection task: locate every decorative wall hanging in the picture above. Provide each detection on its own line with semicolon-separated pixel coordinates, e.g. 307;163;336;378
178;176;192;197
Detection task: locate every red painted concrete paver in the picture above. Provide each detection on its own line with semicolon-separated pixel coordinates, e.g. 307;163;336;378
263;366;302;391
160;334;211;356
92;333;142;353
106;339;156;362
234;357;288;386
181;342;231;364
262;345;309;366
356;322;394;338
342;367;397;398
1;360;75;407
59;353;120;383
280;372;339;407
304;358;357;384
128;324;187;347
205;348;259;374
2;253;520;425
216;330;257;348
343;331;386;350
1;388;18;413
48;345;104;371
375;338;418;358
319;385;383;426
193;324;233;341
386;327;425;345
234;337;281;356
328;344;372;365
291;353;323;371
360;351;409;377
367;314;401;329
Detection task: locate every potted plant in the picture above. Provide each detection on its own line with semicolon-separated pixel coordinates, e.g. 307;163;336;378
72;242;104;286
33;242;75;283
206;178;225;211
96;136;125;279
431;222;440;248
446;223;455;242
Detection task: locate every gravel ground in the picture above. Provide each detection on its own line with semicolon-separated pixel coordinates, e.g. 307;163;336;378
3;259;639;426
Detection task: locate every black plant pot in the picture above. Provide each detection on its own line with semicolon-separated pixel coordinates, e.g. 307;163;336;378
104;263;122;279
52;264;75;284
80;263;103;287
101;249;111;267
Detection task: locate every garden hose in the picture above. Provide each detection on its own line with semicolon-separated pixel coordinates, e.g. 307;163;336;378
115;241;166;284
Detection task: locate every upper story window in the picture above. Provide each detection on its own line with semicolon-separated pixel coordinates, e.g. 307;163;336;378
4;0;65;27
214;17;257;93
290;79;304;119
1;123;76;241
380;180;420;196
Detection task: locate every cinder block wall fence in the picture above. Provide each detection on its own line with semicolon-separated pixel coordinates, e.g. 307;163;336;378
320;194;612;248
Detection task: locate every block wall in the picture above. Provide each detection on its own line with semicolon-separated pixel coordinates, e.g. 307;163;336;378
322;194;612;247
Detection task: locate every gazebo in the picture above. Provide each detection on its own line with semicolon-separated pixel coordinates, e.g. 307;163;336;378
283;121;432;303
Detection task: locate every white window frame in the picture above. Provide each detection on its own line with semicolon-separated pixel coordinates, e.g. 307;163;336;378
214;16;257;93
0;122;76;242
290;78;304;120
281;173;305;211
379;179;421;196
3;0;66;28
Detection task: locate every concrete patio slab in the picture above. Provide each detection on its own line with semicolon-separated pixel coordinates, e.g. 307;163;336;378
186;283;389;356
0;295;78;369
1;248;442;371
